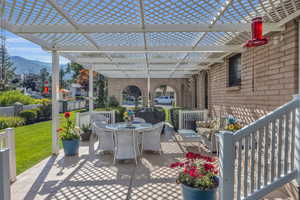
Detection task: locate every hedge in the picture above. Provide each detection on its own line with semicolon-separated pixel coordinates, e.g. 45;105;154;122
0;90;37;106
170;107;185;131
19;109;38;124
0;116;25;130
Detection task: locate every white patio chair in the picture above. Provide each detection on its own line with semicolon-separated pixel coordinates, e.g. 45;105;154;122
141;122;164;154
133;117;146;123
93;123;114;153
113;129;138;165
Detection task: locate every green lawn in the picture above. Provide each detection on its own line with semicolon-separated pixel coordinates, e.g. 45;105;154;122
14;112;77;175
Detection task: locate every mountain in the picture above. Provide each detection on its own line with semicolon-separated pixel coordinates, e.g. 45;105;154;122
11;56;68;74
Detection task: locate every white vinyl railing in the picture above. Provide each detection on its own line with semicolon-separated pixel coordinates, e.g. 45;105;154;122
178;110;208;130
76;110;116;128
0;128;16;182
218;95;300;200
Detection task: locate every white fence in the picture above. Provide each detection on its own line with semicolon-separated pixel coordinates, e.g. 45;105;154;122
0;104;41;117
178;110;208;130
76;110;116;128
59;100;86;113
218;95;300;200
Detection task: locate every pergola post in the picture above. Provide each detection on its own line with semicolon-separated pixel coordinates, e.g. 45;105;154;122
89;67;94;113
147;75;150;107
51;51;60;155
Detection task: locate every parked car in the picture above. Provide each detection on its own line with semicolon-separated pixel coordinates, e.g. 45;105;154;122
154;96;174;105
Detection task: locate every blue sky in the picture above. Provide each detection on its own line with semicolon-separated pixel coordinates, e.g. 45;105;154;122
5;31;70;64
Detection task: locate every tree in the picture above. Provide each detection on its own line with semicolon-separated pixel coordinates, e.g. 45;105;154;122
123;86;141;107
67;62;83;81
0;42;16;91
159;85;167;96
95;73;107;108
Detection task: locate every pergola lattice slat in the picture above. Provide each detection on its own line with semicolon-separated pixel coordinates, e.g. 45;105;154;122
1;0;300;78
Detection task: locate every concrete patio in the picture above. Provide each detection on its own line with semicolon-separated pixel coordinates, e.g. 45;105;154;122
10;125;294;200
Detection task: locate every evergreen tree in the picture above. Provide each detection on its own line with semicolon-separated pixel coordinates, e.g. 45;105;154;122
95;73;107;108
0;42;16;91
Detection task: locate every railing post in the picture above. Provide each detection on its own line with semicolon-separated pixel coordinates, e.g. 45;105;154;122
76;112;80;127
178;110;182;130
0;149;11;200
218;131;235;200
6;128;16;182
112;110;116;123
293;95;300;188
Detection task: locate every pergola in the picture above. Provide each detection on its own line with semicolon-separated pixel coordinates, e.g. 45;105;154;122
1;0;300;154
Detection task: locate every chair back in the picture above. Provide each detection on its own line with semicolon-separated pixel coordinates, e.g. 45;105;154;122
114;129;137;160
142;122;164;151
94;123;114;151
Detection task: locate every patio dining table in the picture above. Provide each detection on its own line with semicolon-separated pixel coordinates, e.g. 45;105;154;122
105;122;153;131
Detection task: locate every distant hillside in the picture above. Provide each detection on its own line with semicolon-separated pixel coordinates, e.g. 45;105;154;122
11;56;68;75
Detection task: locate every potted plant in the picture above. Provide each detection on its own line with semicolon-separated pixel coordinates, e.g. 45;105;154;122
57;112;80;156
80;123;92;141
224;115;243;132
170;152;219;200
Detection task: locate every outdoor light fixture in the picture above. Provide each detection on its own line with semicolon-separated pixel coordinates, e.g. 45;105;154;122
43;81;49;94
244;17;268;47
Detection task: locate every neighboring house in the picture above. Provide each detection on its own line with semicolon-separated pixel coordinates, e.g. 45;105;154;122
70;83;86;97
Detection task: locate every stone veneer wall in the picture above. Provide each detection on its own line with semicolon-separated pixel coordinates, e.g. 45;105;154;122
207;20;299;124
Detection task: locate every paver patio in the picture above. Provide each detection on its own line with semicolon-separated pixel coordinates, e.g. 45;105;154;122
10;125;293;200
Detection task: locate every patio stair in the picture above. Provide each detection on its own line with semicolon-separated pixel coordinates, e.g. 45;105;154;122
218;95;300;200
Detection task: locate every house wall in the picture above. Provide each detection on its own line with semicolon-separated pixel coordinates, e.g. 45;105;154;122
107;78;192;107
207;20;299;124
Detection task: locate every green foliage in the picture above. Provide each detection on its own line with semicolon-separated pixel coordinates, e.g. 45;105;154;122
0;44;16;91
58;113;80;140
0;116;25;130
170;107;186;131
19;109;38;124
36;101;52;121
95;74;107;108
108;96;119;107
0;90;36;106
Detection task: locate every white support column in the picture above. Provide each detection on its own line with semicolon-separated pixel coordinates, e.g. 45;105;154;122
293;95;300;187
89;67;94;113
0;149;10;200
6;128;16;182
51;51;60;155
147;75;150;107
218;131;235;200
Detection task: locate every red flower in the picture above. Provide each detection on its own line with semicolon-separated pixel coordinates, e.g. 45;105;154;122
213;170;219;175
170;162;184;168
186;152;196;159
203;163;215;172
205;156;216;162
189;168;198;177
64;112;71;118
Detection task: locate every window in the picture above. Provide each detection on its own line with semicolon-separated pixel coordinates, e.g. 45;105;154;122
228;54;241;87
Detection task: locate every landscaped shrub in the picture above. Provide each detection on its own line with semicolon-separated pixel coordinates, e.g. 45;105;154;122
0;90;36;106
0;116;25;130
19;109;38;124
170;107;185;131
108;96;119;107
35;100;52;121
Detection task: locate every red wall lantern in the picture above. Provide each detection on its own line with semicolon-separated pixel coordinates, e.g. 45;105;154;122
244;17;268;47
43;81;49;94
